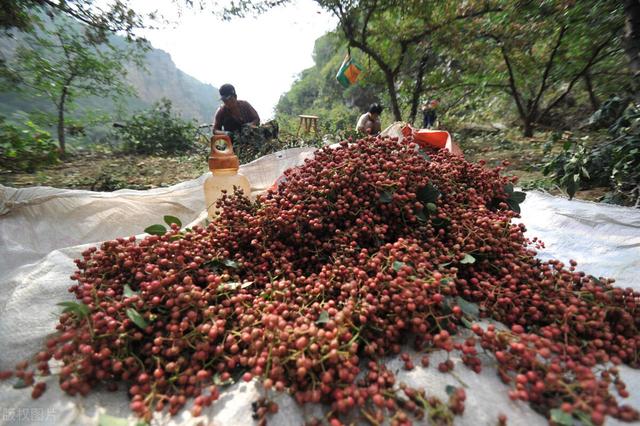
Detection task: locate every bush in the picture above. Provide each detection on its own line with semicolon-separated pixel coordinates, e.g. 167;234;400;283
543;102;640;206
116;99;197;155
0;116;58;172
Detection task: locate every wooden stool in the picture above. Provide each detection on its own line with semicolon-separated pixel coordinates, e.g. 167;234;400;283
296;115;319;137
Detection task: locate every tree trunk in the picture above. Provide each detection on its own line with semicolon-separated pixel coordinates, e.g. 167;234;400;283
624;0;640;98
57;86;68;155
584;73;600;111
409;55;429;125
523;118;534;137
384;72;402;121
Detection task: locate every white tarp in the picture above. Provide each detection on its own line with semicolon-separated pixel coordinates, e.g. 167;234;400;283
1;147;639;426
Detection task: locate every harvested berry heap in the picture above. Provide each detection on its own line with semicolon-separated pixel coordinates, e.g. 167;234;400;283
4;137;639;425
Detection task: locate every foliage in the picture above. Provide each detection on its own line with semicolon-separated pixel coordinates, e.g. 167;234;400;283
275;31;386;136
543;102;640;206
448;0;626;136
0;116;58;172
2;13;143;153
1;38;220;145
0;0;149;43
603;105;640;205
542;133;594;199
223;0;631;138
587;96;630;129
116;99;199;155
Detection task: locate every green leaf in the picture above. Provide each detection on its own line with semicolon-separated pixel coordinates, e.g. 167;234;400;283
504;183;514;195
144;224;166;236
455;296;480;318
57;301;90;318
224;282;241;290
379;190;393;203
549;408;574;426
445;385;456;396
580;167;590;179
574;410;595;426
441;296;454;315
126;308;149;329
417;183;440;204
163;215;182;228
417;149;431;161
426;203;437;213
316;311;330;325
460;254;476;264
507;200;521;214
213;372;234;386
204;258;239;272
566;175;577;199
460;317;473;328
123;284;138;298
224;259;239;268
392;261;406;271
510;191;526;203
98;413;130;426
432;217;450;228
13;377;28;389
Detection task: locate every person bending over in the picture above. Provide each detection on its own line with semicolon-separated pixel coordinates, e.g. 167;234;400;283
211;84;278;163
213;83;260;133
356;103;383;135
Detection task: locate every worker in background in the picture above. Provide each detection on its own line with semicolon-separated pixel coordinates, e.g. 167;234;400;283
213;84;260;133
356;103;383;135
212;84;278;162
422;99;439;129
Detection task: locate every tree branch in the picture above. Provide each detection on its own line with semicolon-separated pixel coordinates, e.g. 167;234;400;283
541;34;619;118
403;6;503;46
40;0;137;36
497;39;526;120
391;6;503;78
361;0;378;43
393;41;410;76
442;87;478;113
532;25;567;113
409;53;430;124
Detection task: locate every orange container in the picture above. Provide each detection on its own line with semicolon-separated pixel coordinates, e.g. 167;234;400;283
413;129;449;149
401;125;413;138
203;135;251;219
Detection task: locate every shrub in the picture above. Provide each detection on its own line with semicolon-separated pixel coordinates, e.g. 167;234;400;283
543;102;640;206
116;99;197;155
0;116;58;172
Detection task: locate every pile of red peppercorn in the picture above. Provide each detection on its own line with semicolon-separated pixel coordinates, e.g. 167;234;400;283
3;136;638;426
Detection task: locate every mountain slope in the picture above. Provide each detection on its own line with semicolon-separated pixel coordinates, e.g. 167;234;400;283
0;31;219;127
124;47;219;124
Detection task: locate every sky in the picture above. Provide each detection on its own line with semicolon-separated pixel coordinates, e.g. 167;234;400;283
134;0;337;120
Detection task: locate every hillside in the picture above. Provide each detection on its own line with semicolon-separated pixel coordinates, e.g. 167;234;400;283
124;47;219;124
0;32;219;126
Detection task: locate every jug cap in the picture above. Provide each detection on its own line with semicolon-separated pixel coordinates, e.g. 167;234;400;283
209;135;240;171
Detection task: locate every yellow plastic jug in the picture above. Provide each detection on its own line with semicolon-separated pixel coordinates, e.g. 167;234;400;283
203;135;251;219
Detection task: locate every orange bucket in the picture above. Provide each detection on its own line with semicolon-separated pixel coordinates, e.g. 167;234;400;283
413;129;449;149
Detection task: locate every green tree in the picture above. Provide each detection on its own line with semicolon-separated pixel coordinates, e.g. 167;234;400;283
624;0;640;98
6;15;142;154
0;0;148;43
460;0;625;136
275;31;382;134
220;0;500;121
0;115;58;172
115;98;198;155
